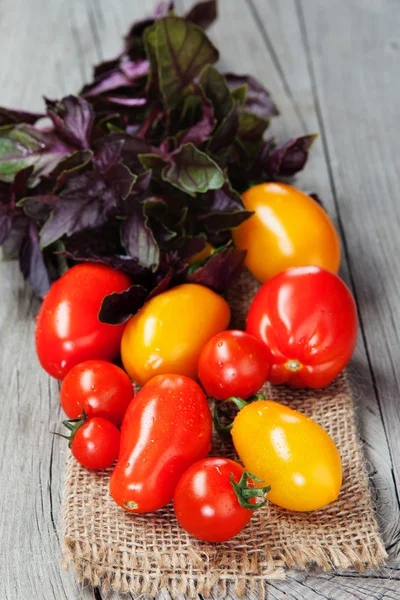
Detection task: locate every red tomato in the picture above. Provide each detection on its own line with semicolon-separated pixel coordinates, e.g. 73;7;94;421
174;458;269;542
70;417;120;470
110;374;212;513
35;263;131;379
246;266;358;388
60;360;134;426
198;330;270;400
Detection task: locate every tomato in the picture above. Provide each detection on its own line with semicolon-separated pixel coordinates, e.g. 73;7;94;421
68;417;120;470
233;183;340;282
223;398;342;511
246;266;357;388
174;458;270;542
110;374;212;513
60;360;133;426
121;284;230;386
36;263;131;379
198;330;270;400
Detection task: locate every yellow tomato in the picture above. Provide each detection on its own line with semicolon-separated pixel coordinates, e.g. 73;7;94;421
231;400;342;511
233;182;340;282
187;243;214;265
121;284;230;386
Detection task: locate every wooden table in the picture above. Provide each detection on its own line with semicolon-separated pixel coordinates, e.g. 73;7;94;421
1;0;399;598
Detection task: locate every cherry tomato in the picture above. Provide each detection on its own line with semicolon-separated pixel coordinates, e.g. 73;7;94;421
60;360;134;426
110;374;212;513
36;263;131;379
246;266;357;388
233;183;340;282
70;417;120;470
198;330;270;400
121;284;230;386
174;458;270;542
225;397;342;511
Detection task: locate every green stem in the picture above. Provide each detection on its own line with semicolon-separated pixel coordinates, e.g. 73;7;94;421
230;472;271;510
213;394;267;433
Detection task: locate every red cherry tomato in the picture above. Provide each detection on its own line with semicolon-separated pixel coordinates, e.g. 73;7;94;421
70;417;120;470
110;374;212;513
198;330;270;400
60;360;134;426
35;263;131;379
246;266;358;388
174;458;269;542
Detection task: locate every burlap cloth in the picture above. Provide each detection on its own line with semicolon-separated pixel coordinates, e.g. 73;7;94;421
62;271;387;598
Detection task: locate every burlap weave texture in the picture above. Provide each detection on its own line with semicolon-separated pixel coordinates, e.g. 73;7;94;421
62;271;387;598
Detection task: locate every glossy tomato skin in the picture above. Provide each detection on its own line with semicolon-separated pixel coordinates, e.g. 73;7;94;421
36;264;131;380
198;330;270;400
121;284;230;386
233;183;340;282
232;400;342;511
174;458;254;542
246;266;357;388
110;374;212;513
60;360;134;426
71;417;120;470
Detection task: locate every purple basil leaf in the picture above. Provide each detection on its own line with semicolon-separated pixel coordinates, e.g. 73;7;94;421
154;2;174;18
48;150;93;191
99;284;148;324
45;95;94;149
19;195;58;222
93;140;124;171
0;107;44;126
163;143;224;196
202;182;245;212
93;56;122;78
186;245;246;293
199;65;233;121
82;60;150;97
237;110;269;141
121;203;160;270
225;73;279;120
0;124;73;185
185;0;217;29
208;105;239;155
105;163;137;199
19;221;51;297
180;92;215;146
266;134;318;177
178;235;207;260
95;133;156;171
143;196;177;243
0;184;12;244
148;268;173;298
146;17;219;109
104;96;147;107
200;209;253;233
129;170;152;196
11;165;34;198
2;215;27;259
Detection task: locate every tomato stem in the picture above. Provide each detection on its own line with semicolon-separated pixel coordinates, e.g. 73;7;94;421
230;472;271;510
213;394;266;433
59;409;88;448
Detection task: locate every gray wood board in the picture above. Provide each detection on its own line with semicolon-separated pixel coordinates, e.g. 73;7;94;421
0;1;399;599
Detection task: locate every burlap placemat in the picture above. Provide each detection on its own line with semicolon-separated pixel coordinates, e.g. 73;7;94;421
62;271;387;598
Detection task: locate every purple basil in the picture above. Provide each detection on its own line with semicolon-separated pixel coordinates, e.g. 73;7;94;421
266;134;318;177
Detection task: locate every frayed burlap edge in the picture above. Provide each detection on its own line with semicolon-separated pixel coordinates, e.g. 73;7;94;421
61;271;387;598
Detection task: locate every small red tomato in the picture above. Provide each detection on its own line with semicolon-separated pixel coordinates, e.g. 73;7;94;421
174;458;270;542
246;266;358;388
60;360;133;426
70;417;120;470
110;374;212;513
35;263;131;379
198;330;270;400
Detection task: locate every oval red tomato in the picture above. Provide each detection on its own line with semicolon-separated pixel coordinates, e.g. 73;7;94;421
246;266;357;388
60;360;134;426
110;374;212;513
198;330;270;400
35;263;131;379
174;457;269;542
70;417;120;470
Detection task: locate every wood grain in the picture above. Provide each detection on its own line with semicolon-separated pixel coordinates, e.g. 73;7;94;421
0;0;399;599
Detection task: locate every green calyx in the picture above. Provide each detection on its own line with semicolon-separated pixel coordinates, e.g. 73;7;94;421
230;472;271;510
52;407;87;447
213;393;266;433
